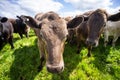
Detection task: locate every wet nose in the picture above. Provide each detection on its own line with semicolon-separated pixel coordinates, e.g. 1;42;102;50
47;65;64;73
86;40;96;46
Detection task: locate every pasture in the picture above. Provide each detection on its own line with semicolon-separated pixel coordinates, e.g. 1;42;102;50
0;30;120;80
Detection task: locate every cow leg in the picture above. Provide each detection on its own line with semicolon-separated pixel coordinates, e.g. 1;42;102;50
25;32;29;38
38;55;45;72
8;36;14;49
104;31;109;47
87;45;92;57
76;42;82;54
112;35;118;47
37;39;45;72
19;33;23;39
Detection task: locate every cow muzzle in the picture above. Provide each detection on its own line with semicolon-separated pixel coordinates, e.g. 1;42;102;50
86;39;98;47
46;62;64;73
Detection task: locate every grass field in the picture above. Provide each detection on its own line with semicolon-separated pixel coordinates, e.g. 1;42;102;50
0;30;120;80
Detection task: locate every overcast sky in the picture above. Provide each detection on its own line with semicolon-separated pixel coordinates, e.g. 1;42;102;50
0;0;120;18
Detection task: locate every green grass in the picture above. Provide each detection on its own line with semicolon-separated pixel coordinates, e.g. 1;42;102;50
0;30;120;80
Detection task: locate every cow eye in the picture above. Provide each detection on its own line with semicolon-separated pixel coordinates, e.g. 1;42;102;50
40;32;43;38
103;23;106;27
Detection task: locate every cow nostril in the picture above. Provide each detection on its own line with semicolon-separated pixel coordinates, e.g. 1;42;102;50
86;40;96;46
57;66;64;72
47;66;64;73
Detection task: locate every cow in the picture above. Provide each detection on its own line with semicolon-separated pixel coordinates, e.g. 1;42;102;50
67;9;108;57
0;17;14;49
9;16;30;38
66;11;93;45
107;11;120;21
19;11;84;73
104;11;120;47
104;21;120;47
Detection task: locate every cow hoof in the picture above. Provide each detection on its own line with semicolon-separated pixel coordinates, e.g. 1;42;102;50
11;46;14;49
87;54;91;57
37;65;43;72
76;50;80;54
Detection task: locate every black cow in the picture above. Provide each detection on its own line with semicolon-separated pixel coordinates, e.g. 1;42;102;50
0;17;14;49
9;16;30;38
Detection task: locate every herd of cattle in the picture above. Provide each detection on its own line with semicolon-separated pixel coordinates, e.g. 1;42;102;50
0;16;30;49
0;8;120;74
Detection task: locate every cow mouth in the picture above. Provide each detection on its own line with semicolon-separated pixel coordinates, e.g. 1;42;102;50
86;39;99;47
47;65;64;73
46;61;64;73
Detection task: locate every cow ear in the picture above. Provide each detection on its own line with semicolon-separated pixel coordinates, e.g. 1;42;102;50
16;15;20;18
16;15;23;21
67;16;84;28
38;22;42;29
0;17;8;23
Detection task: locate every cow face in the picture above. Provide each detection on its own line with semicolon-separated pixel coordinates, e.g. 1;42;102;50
39;19;68;73
86;9;107;47
20;14;68;73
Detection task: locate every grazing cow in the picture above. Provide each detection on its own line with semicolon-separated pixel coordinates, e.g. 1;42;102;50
68;9;108;57
104;11;120;47
9;16;30;38
20;11;83;73
0;17;14;49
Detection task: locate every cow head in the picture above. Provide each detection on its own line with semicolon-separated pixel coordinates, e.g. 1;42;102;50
86;9;108;47
20;12;68;73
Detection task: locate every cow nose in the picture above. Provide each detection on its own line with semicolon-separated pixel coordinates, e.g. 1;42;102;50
86;40;96;46
47;65;64;73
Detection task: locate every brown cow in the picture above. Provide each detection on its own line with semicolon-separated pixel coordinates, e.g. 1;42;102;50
20;11;83;73
68;9;108;57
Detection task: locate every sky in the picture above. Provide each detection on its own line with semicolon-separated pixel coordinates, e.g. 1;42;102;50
0;0;120;18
